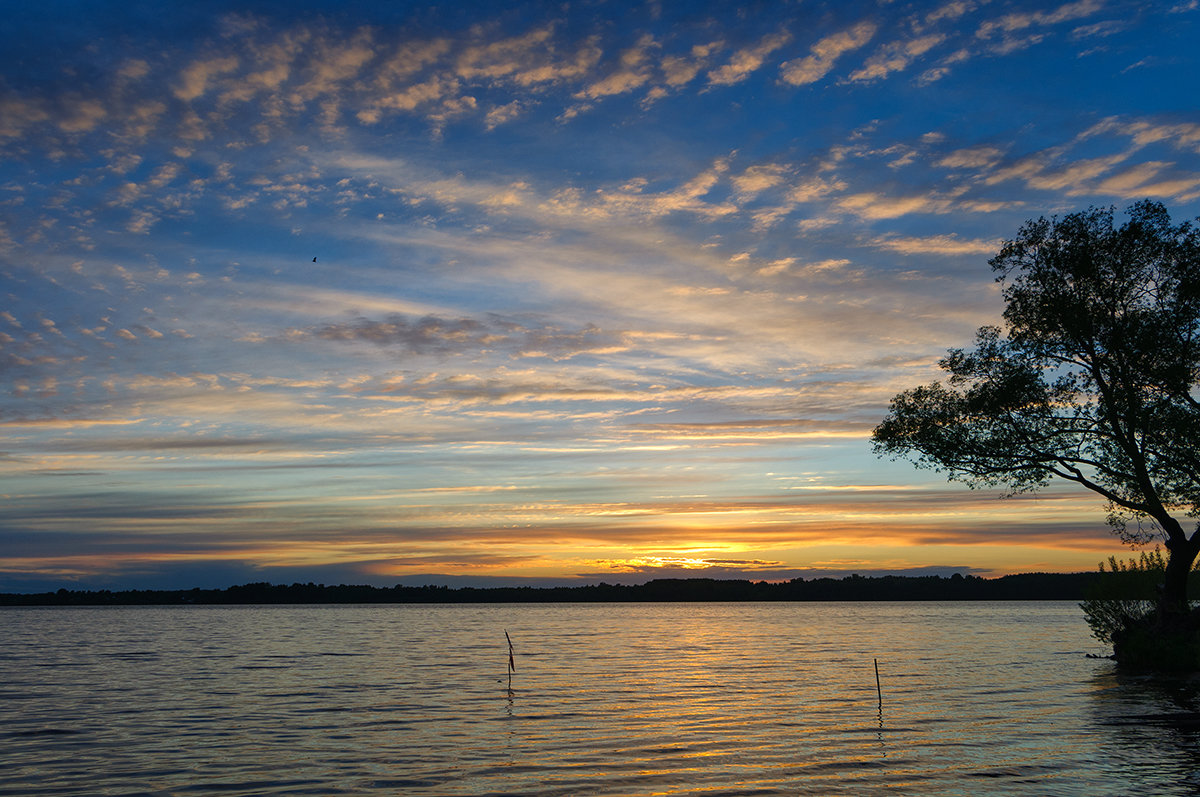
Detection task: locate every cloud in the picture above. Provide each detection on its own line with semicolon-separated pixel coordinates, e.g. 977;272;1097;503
1094;163;1200;199
57;98;108;133
868;234;1000;255
456;26;555;81
985;153;1129;193
289;32;377;104
1081;117;1200;153
576;34;657;99
779;22;876;86
660;42;720;87
916;48;970;84
313;314;488;350
305;313;631;361
936;115;1200;201
730;163;790;199
1071;19;1130;39
708;31;792;86
116;59;152;82
0;19;616;151
0;96;50;140
921;0;978;28
975;0;1104;40
835;191;953;219
175;55;241;102
452;25;606;95
535;157;739;221
217;55;295;106
361;75;458;119
787;175;848;202
849;34;946;82
912;0;1103;81
625;418;872;441
374;38;451;86
514;42;605;87
0;417;145;430
937;146;1006;170
484;101;524;130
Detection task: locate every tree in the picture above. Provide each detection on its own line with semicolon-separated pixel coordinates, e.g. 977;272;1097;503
872;200;1200;618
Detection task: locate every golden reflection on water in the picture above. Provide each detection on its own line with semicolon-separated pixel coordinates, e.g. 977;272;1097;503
484;601;1109;794
8;602;1200;795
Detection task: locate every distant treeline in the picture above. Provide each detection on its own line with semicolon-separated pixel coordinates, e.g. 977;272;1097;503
0;572;1107;606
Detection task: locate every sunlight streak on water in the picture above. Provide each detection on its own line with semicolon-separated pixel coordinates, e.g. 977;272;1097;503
4;602;1200;794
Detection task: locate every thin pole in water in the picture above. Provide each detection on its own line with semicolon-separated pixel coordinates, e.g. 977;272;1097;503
874;658;882;710
505;630;515;696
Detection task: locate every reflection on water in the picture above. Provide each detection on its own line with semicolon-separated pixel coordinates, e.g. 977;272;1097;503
1089;668;1200;793
2;601;1197;795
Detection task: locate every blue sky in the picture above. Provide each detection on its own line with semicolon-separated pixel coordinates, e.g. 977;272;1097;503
3;0;1199;591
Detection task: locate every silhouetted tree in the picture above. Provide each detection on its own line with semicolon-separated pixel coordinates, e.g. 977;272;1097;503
873;201;1200;620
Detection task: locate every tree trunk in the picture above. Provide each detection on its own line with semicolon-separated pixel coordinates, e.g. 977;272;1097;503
1162;536;1200;616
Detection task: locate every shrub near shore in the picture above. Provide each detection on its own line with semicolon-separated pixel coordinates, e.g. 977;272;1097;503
1082;550;1200;670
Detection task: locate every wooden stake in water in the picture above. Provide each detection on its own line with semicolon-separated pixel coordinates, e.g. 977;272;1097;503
504;630;516;696
874;658;882;710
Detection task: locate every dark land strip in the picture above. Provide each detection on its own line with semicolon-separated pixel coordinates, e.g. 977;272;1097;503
0;571;1121;605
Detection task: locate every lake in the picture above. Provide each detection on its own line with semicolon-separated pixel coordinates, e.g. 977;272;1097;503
4;601;1200;795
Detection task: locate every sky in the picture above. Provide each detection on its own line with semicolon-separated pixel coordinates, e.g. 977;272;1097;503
2;0;1199;592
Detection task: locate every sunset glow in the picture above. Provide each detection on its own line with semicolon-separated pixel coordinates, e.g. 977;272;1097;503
3;0;1199;590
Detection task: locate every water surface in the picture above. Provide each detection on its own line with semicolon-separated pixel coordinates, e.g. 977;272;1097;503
4;601;1200;795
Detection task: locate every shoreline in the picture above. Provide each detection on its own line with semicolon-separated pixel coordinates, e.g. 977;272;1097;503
1;572;1106;605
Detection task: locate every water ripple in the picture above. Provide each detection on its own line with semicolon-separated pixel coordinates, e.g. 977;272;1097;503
1;602;1194;795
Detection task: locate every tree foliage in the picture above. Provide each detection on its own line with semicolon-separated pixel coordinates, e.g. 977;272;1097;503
1080;549;1169;645
873;201;1200;613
